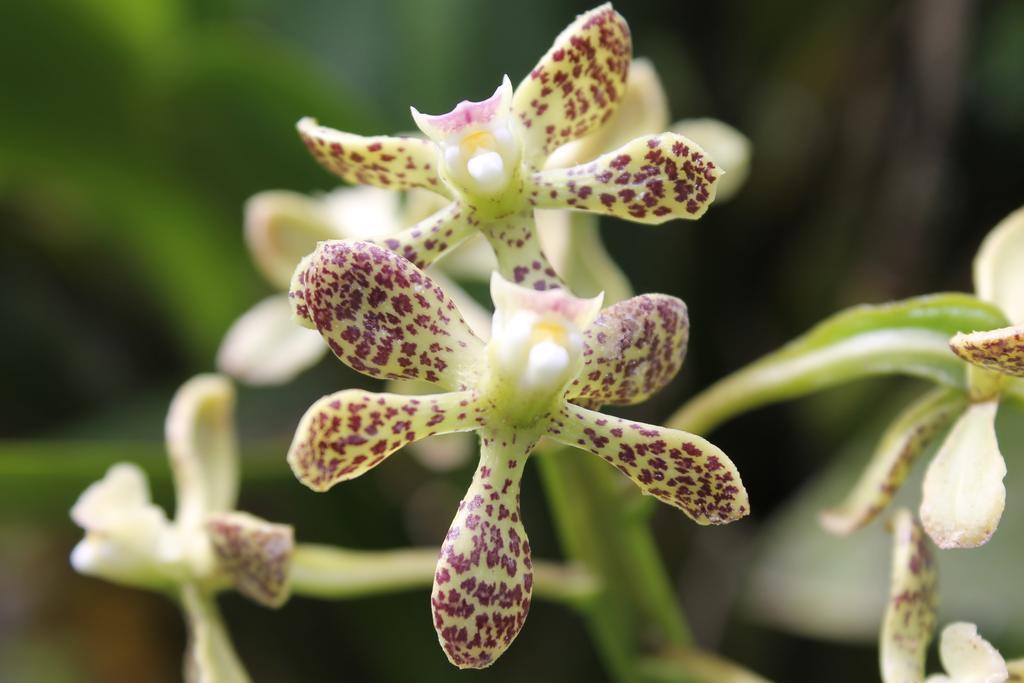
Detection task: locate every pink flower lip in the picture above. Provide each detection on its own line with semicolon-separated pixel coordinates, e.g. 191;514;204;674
412;76;512;138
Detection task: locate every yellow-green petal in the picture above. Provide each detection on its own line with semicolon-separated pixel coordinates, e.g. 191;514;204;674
569;294;688;407
951;325;1024;378
293;240;485;390
511;4;631;167
974;205;1024;324
165;375;239;528
432;429;533;669
880;509;937;683
288;389;481;492
548;402;749;524
820;388;966;535
206;511;294;609
920;400;1006;548
297;117;451;198
671;118;752;203
530;133;722;223
482;209;564;291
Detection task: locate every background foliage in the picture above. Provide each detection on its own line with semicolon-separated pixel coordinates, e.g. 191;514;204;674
2;0;1023;680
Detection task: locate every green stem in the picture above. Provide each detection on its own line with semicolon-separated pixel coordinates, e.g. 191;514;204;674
288;543;598;608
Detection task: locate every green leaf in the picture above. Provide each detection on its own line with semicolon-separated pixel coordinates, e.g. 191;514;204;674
669;294;1008;434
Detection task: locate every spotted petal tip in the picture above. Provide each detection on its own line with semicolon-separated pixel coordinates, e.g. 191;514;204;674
295;240;485;390
206;512;294;609
432;444;532;669
288;389;481;492
531;133;723;224
549;403;749;525
512;3;632;165
570;294;689;407
951;326;1024;378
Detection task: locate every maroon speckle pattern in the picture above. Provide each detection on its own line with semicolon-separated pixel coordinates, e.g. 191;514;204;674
530;132;722;223
951;325;1024;378
206;513;294;608
368;201;477;270
432;433;533;669
513;5;631;163
884;511;937;666
548;404;748;525
482;210;563;291
292;240;483;390
570;294;688;408
297;118;450;196
289;389;484;491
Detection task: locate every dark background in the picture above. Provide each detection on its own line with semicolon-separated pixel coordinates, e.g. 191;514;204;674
2;0;1023;680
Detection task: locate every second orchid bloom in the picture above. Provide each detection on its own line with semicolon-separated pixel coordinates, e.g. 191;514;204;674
287;240;747;667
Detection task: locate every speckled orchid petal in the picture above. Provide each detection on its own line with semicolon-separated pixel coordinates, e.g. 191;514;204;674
569;294;688;408
244;190;339;290
974;205;1024;324
371;200;478;270
481;209;563;291
925;623;1008;683
880;509;937;683
431;431;533;669
216;295;327;386
545;57;669;170
297;117;450;198
294;240;485;390
820;388;967;535
289;389;481;492
165;375;239;529
921;400;1006;549
548;403;748;524
530;133;722;223
671;118;752;203
512;4;631;168
206;512;294;609
181;584;250;683
951;325;1024;378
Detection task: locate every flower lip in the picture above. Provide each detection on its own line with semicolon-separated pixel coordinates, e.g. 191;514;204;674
411;75;513;139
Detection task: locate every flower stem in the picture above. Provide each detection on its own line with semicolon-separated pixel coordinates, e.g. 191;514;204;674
288;544;598;607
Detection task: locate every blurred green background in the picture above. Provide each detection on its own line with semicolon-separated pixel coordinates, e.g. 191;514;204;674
2;0;1023;680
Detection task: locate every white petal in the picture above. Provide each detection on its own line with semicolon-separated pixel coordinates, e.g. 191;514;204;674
920;400;1006;548
217;294;327;386
974;205;1024;324
935;622;1008;683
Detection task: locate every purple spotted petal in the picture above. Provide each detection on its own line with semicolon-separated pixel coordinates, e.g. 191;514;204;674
294;240;485;390
297;117;450;198
880;509;937;683
289;389;481;492
548;403;748;524
570;294;688;407
529;133;722;223
206;512;294;608
432;431;533;669
512;4;631;167
950;325;1024;378
482;209;563;291
371;200;478;270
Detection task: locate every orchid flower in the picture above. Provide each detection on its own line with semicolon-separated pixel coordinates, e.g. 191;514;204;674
218;186;492;386
287;240;748;668
296;4;723;294
821;207;1024;548
70;375;293;683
